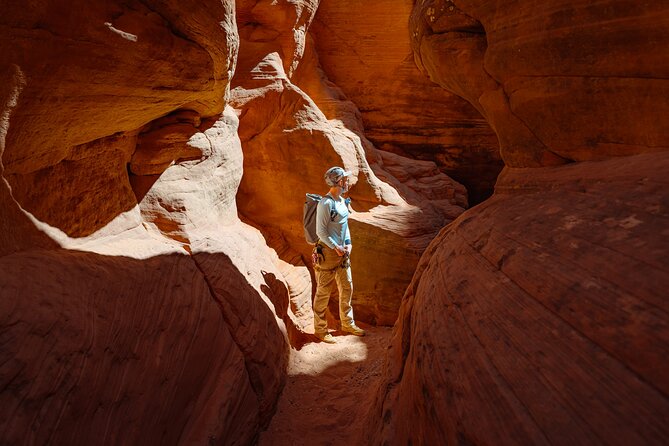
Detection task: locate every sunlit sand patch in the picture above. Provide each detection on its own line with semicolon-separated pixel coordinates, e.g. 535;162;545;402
288;334;368;376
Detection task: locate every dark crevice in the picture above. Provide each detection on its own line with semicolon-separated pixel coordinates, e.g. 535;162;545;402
429;28;485;37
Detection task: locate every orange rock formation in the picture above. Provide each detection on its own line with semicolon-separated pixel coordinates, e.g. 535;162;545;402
2;0;667;444
371;1;669;444
410;0;668;167
0;0;474;442
311;0;502;204
0;1;292;443
231;0;468;325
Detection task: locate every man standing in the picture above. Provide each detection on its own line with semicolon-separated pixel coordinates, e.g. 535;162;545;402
313;166;366;344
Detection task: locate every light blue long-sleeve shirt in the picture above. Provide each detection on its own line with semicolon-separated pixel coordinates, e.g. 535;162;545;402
316;194;351;249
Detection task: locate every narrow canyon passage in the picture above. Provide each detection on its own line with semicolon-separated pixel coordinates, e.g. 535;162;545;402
2;1;668;444
258;326;392;446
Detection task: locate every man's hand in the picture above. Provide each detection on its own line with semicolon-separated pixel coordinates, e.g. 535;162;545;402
334;245;346;256
344;244;352;255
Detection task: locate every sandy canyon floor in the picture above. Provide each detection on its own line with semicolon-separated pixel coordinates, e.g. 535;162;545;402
258;325;392;446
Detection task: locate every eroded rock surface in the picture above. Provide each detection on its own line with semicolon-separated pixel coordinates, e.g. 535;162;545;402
0;2;299;444
231;0;469;325
0;250;264;445
373;152;669;445
5;1;665;444
311;0;502;204
1;0;470;442
1;0;237;238
372;1;669;444
410;0;669;166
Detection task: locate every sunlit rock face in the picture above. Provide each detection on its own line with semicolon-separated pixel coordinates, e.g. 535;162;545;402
231;0;468;326
372;1;669;444
311;0;502;204
0;1;303;443
1;0;238;238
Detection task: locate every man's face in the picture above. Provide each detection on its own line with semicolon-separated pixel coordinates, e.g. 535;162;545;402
338;176;350;193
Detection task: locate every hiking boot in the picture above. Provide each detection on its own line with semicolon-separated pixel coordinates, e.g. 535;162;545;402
317;333;337;344
342;324;365;336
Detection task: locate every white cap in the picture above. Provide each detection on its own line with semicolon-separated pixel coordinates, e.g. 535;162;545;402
324;166;351;186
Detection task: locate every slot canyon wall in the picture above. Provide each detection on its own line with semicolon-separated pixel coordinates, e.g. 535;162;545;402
370;0;669;445
0;0;479;444
1;1;293;444
230;0;470;326
310;0;502;205
2;0;667;444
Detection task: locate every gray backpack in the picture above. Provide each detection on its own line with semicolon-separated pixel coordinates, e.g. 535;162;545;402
303;194;334;244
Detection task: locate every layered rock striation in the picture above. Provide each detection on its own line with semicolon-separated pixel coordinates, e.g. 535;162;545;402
0;0;478;443
5;0;664;444
372;1;669;444
0;1;296;443
373;152;669;445
410;0;669;166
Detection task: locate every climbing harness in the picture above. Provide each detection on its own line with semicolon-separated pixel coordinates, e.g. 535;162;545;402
312;242;351;270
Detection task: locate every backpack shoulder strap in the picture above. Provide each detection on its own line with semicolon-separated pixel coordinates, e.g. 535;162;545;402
323;194;337;221
322;193;335;206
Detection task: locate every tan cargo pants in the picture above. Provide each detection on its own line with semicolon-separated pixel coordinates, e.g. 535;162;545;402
313;244;355;335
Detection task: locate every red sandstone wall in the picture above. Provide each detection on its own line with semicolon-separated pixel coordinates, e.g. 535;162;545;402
0;1;296;444
371;1;669;444
410;0;669;166
311;0;502;204
0;0;480;442
5;1;665;444
231;0;469;325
